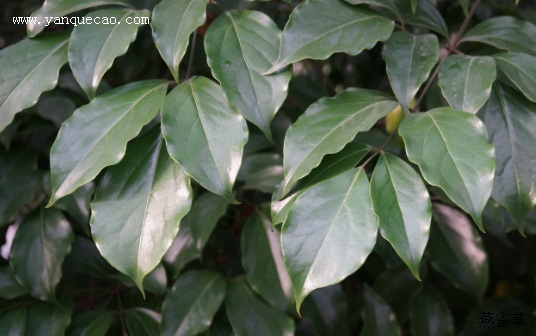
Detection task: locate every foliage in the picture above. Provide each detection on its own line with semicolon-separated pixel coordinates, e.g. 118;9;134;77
1;0;536;334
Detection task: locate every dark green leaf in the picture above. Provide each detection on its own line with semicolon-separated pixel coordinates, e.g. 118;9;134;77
26;302;72;336
458;0;469;15
0;267;26;299
161;77;248;203
188;193;228;252
298;285;348;336
10;208;74;301
91;127;192;291
54;182;94;233
0;31;69;132
478;84;536;231
62;236;116;278
269;0;394;72
48;80;167;205
438;55;496;113
36;92;77;128
361;284;401;336
281;88;397;197
398;107;495;230
370;153;431;280
409;285;454;336
163;224;199;280
283;168;378;310
382;32;439;113
428;204;489;297
161;270;226;336
225;278;295;336
271;189;302;226
0;308;26;336
373;267;420;323
69;8;150;99
493;52;536;103
66;311;114;336
125;308;160;336
205;10;291;141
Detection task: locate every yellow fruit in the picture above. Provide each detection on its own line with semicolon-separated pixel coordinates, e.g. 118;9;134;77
385;104;404;134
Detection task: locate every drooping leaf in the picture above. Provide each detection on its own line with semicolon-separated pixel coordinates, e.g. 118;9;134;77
438;55;496;113
10;208;74;301
281;88;398;197
382;32;439;113
205;10;291;141
269;0;394;72
283;168;378;311
398;107;495;230
427;204;489;297
0;147;43;226
27;0;131;37
69;8;150;99
370;153;431;280
478;84;536;231
151;0;209;82
241;210;290;310
361;284;402;336
125;308;161;336
161;270;226;336
48;80;167;206
493;52;536;103
461;16;536;56
0;267;27;299
0;31;69;132
90;127;193;291
0;308;26;336
298;285;348;336
225;278;295;336
161;77;248;203
66;311;114;336
26;302;72;335
409;285;454;336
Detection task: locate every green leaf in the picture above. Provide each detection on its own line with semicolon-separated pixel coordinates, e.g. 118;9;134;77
458;0;469;15
163;224;199;280
161;77;248;203
225;278;295;336
271;189;302;226
151;0;209;82
54;182;94;234
242;210;289;310
281;88;398;197
382;32;439;113
90;127;192;291
161;270;226;336
125;308;161;336
66;311;114;336
62;236;116;278
410;0;417;13
205;10;291;141
428;204;489;297
0;147;42;226
0;31;69;132
298;285;348;336
27;0;131;37
69;8;150;99
493;52;536;103
478;84;536;232
0;267;27;299
283;168;378;311
187;193;228;252
10;208;74;301
361;284;401;336
0;308;26;336
461;16;536;56
48;80;167;206
398;108;495;231
269;0;394;72
26;302;72;335
409;285;454;336
438;55;496;113
370;153;431;280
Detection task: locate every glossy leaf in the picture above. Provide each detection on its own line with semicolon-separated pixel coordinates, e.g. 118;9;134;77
428;204;489;297
0;267;27;299
10;208;74;301
438;55;496;113
26;302;72;335
125;308;160;336
361;284;402;336
66;311;114;336
48;80;167;206
281;88;398;197
0;147;42;226
0;308;26;336
479;84;536;231
0;31;69;132
188;193;228;252
298;285;348;336
493;52;536;103
161;77;248;203
205;10;291;141
271;189;302;226
398;108;495;230
91;127;193;291
242;210;289;310
27;0;131;37
370;153;431;280
163;224;199;280
151;0;209;82
269;0;394;72
409;285;454;336
283;168;378;310
161;270;226;336
461;16;536;56
382;32;439;113
69;8;150;99
225;279;295;336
